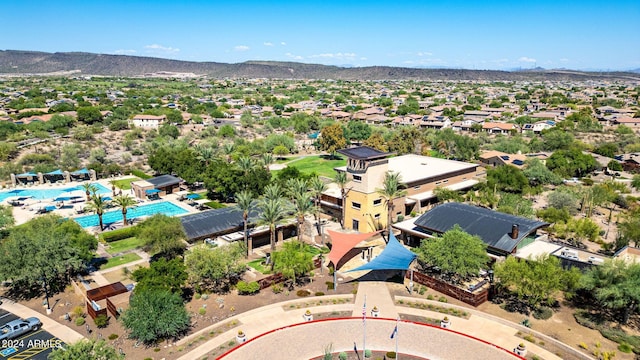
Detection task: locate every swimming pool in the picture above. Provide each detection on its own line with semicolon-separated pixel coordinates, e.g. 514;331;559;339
73;201;189;228
0;183;110;202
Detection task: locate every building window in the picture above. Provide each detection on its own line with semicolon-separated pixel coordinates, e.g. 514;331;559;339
414;185;420;190
374;213;381;219
352;202;361;210
353;175;362;182
443;179;448;183
373;198;382;206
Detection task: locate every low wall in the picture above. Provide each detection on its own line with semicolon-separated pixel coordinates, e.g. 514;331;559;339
407;271;488;307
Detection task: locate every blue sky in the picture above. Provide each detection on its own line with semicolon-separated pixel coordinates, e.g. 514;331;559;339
4;0;639;70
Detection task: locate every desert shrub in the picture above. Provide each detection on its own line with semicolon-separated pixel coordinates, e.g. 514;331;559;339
364;349;372;358
533;307;553;320
315;292;325;296
72;306;85;318
93;314;109;328
297;289;310;297
524;334;535;343
199;307;206;315
618;343;633;353
131;169;152;179
237;281;260;295
100;226;139;242
272;283;283;294
326;281;335;290
438;296;447;303
386;351;397;359
75;317;85;326
339;352;348;360
108;334;119;340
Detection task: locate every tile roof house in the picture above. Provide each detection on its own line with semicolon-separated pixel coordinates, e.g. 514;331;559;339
479;150;528;169
482;122;517;134
130;114;167;129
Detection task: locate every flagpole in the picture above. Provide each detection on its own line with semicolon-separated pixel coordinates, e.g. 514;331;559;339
363;295;366;360
395;318;399;360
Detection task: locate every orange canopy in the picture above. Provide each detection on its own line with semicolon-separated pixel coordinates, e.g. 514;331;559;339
327;230;381;269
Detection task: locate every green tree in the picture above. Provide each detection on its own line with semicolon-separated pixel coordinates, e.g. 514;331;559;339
345;121;372;141
132;257;187;295
0;215;96;295
272;240;314;287
495;255;581;309
631;174;640;191
376;171;407;233
522;158;562;186
433;187;463;203
0;205;15;231
547;190;579;215
121;289;190;344
541;130;574;151
580;260;640;324
496;193;535;218
111;195;137;226
184;243;246;292
137;214;187;258
487;165;528;194
85;194;109;231
235;190;254;257
546;149;598;178
607;160;623;172
415;225;489;281
218;124;236;137
76;106;103;124
363;132;389;152
318;123;346;157
158;123;180;139
617;208;640;247
257;197;289;251
48;338;123;360
292;192;314;242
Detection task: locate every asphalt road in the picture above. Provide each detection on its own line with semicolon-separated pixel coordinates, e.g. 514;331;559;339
0;309;62;360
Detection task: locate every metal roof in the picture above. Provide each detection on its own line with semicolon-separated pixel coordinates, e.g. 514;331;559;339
413;203;549;254
147;174;183;188
180;206;260;241
337;146;391;160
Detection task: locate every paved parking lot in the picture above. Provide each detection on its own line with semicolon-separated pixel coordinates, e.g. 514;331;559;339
0;309;62;360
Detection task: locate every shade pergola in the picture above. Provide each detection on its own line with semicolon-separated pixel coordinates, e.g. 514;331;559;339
327;230;380;269
347;232;417;272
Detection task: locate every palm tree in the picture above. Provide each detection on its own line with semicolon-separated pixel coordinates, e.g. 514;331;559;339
376;171;407;235
263;183;283;200
236;190;254;257
221;143;235;163
195;146;216;166
109;179;119;197
81;183;98;201
112;194;137;226
293;193;314;242
285;178;308;201
308;176;328;235
85;194;109;231
258;197;289;251
333;171;349;229
260;153;274;170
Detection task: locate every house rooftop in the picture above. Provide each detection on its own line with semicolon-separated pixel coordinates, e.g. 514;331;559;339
388;154;478;184
337;146;392;160
147;174;183;188
181;206;260;241
413;203;549;254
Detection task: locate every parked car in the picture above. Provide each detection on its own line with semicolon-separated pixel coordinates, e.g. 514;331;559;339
0;317;42;340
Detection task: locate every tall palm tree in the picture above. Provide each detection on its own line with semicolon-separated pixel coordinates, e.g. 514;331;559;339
260;153;274;170
112;194;138;227
285;178;308;201
308;176;328;234
376;171;407;235
109;179;120;197
85;194;109;231
195;146;216;166
263;183;283;200
236;190;254;257
81;183;98;201
293;193;314;243
258;197;289;251
221;143;235;163
333;171;349;229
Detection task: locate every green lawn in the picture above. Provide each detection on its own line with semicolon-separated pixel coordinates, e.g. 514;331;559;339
247;259;272;274
284;155;346;178
275;156;300;164
111;177;141;190
100;253;142;269
105;237;145;255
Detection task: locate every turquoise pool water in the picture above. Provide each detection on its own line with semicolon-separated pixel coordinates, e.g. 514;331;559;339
73;201;189;228
0;183;110;202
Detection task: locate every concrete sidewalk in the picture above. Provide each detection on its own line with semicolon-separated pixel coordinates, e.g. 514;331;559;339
0;298;84;344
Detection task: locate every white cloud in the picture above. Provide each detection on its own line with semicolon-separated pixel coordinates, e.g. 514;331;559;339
518;56;536;63
234;45;250;51
114;49;136;55
263;42;273;46
285;52;303;60
308;52;357;59
416;51;433;57
144;44;180;54
280;42;286;46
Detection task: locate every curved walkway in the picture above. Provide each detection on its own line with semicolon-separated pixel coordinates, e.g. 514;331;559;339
178;282;592;360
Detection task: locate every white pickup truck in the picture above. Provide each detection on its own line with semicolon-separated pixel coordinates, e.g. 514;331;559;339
0;317;42;340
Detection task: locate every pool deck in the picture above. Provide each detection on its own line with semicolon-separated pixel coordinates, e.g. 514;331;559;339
2;176;199;229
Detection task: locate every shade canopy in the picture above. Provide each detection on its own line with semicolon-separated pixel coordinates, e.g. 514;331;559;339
16;172;37;178
145;189;161;194
46;169;64;175
347;232;417;272
186;194;200;200
72;168;90;175
327;230;380;269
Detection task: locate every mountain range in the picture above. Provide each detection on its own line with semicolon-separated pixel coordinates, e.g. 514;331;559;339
1;50;639;82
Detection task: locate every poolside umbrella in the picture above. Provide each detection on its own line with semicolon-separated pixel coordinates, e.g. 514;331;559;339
54;196;72;202
186;194;200;200
5;189;23;195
